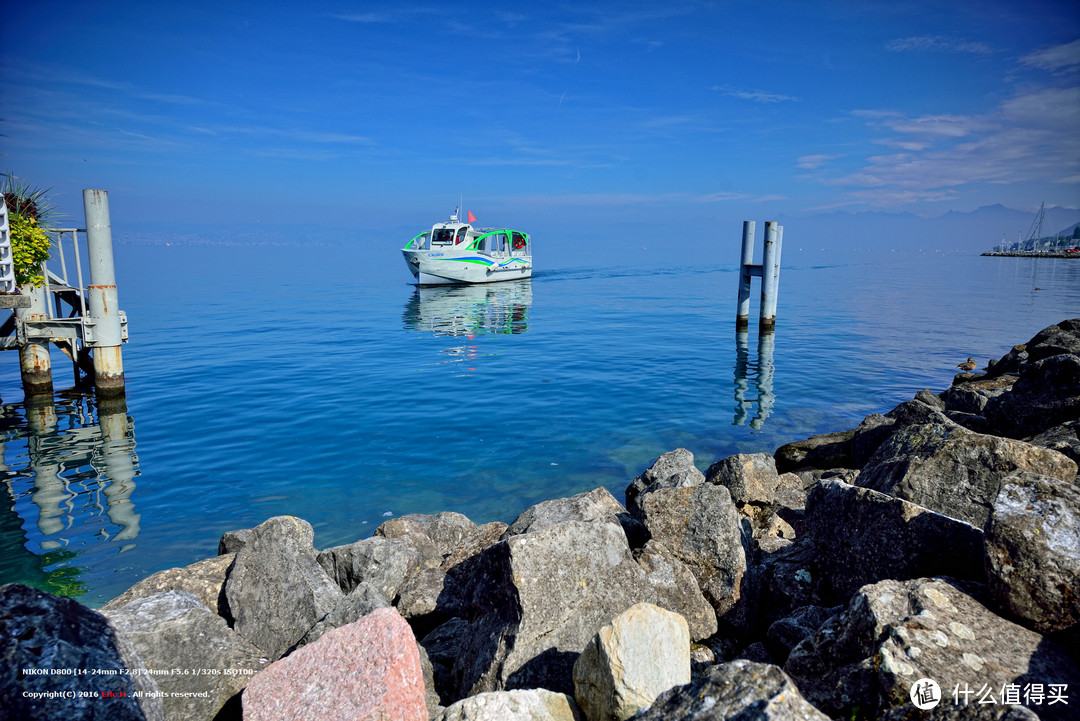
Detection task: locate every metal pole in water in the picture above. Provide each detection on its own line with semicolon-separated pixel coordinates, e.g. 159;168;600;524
83;189;125;397
736;221;755;331
16;285;53;396
759;221;782;331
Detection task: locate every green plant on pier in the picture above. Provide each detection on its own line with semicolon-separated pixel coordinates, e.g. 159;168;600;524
3;172;59;287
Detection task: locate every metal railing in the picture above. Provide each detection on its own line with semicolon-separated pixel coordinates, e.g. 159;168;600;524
42;228;90;322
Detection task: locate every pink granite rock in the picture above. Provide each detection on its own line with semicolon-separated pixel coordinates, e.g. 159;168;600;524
243;607;427;721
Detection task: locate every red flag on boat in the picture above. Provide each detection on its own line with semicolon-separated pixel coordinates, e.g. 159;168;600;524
467;210;477;223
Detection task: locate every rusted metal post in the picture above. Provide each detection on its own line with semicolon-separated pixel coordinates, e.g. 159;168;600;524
15;285;53;396
83;190;125;397
736;221;756;331
759;221;783;331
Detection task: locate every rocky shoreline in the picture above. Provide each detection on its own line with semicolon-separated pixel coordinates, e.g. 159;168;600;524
3;319;1079;721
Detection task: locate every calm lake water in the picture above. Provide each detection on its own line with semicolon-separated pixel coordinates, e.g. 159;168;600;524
1;241;1078;606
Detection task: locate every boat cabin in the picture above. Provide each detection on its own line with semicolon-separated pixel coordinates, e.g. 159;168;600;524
407;216;530;258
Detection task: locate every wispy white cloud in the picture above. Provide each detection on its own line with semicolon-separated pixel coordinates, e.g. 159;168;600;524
328;12;392;23
817;85;1080;207
691;192;786;203
1020;39;1080;73
885;36;994;55
712;85;798;103
797;154;842;170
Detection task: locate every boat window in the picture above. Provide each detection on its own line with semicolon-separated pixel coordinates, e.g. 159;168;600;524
512;232;528;251
408;232;430;250
432;228;456;245
455;227;471;244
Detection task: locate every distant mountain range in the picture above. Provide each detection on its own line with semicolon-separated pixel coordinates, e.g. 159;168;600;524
113;203;1080;256
776;204;1080;253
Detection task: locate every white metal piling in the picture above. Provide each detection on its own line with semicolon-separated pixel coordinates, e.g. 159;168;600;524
736;221;756;331
760;221;783;331
83;189;125;397
736;220;783;332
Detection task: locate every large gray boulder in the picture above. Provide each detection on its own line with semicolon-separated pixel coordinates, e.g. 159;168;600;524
505;487;628;537
784;577;1080;721
625;448;705;513
422;617;471;702
705;453;782;506
634;660;828;720
102;554;234;618
1026;420;1080;464
804;479;986;604
630;483;747;618
633;540;717;641
295;581;390;648
984;472;1080;642
856;422;1077;526
985;318;1080;378
774;430;856;474
436;689;583;721
572;603;689;721
316;535;417;600
375;511;479;564
441;521;509;571
984;353;1080;438
224;515;344;661
0;583;164;721
103;591;264;721
765;605;841;665
451;519;657;700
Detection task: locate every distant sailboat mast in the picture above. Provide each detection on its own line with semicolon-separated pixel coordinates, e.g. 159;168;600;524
1026;201;1045;250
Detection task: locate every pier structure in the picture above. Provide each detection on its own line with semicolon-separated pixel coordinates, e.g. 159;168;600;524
1;189;128;398
736;220;784;332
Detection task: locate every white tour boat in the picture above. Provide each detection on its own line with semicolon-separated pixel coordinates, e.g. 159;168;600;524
402;210;532;285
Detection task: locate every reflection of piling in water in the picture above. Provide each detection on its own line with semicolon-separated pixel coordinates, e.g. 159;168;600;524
24;395;67;540
97;396;139;541
733;329;777;429
12;394;141;551
736;220;784;332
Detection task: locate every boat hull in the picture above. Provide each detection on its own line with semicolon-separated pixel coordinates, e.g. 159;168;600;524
403;249;532;285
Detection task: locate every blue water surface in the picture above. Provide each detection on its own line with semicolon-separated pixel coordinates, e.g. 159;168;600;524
1;241;1078;606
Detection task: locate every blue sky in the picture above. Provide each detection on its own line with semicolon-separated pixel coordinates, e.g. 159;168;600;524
2;1;1078;247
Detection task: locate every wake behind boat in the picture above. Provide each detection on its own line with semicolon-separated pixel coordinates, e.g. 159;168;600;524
402;209;532;285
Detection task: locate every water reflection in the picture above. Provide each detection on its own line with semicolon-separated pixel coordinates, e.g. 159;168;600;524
733;330;776;429
402;280;532;337
0;393;140;596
